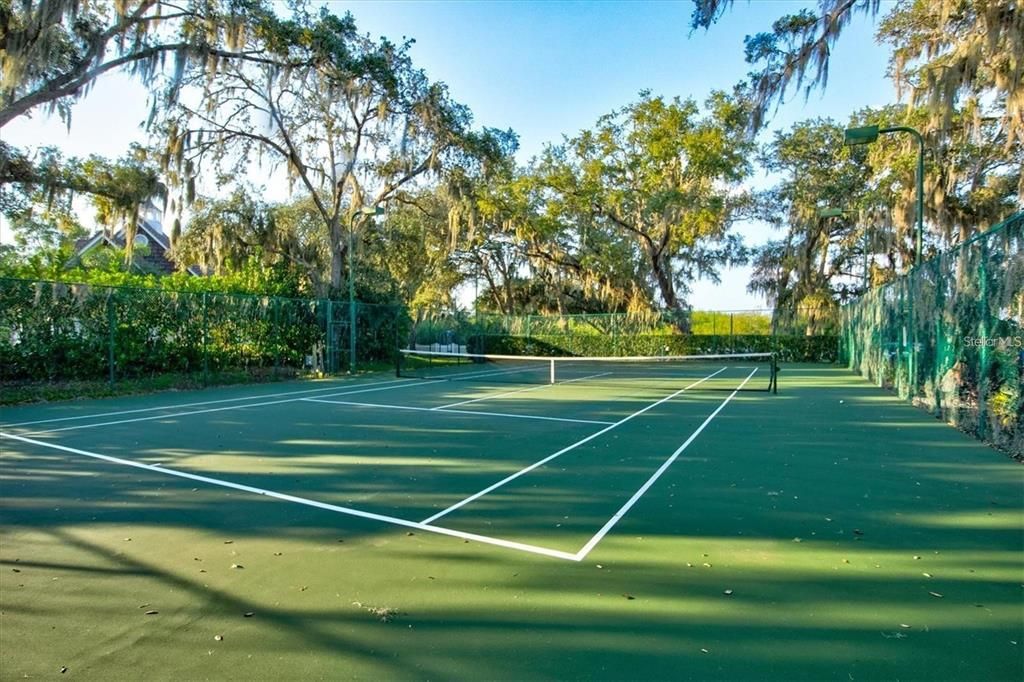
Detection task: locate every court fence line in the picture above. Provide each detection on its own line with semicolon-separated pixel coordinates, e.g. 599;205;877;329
2;278;836;396
840;211;1023;456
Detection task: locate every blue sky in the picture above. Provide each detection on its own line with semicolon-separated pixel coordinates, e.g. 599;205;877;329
2;0;896;309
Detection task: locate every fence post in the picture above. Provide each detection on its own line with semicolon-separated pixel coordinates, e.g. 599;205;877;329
977;241;990;439
326;299;334;374
909;271;918;403
273;297;281;374
899;280;908;398
107;289;116;386
933;262;945;416
729;313;734;353
202;292;209;385
612;313;619;356
349;298;357;374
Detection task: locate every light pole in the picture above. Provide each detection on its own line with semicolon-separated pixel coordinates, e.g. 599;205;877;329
843;124;925;266
845;124;925;398
348;205;384;373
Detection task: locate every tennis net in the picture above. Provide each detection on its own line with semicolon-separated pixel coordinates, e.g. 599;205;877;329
396;350;778;393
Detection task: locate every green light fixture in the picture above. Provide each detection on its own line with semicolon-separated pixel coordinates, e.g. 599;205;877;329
844;124;925;266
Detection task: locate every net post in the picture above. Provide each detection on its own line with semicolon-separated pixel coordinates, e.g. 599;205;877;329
771;353;778;394
549;358;555;384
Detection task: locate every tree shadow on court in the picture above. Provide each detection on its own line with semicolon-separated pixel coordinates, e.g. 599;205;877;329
1;364;1022;679
1;525;464;680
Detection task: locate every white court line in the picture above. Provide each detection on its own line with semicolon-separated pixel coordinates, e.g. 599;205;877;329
415;364;549;382
433;372;613;410
419;367;728;525
0;377;415;428
19;380;447;436
0;432;578;561
573;368;757;561
402;349;774;362
302;398;613;426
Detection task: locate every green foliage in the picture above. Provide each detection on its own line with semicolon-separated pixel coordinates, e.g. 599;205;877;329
0;271;405;390
472;333;837;363
690;311;772;335
155;5;506;296
751;117;874;315
0;253;303;297
0;141;164;260
524;90;756;315
359;188;464;310
0;0;283;128
694;0;1022;149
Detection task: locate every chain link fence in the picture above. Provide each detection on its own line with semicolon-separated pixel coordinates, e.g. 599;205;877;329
0;279;406;393
2;277;846;399
841;211;1024;455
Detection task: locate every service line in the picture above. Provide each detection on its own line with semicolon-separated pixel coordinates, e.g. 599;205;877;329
419;367;728;525
573;368;757;561
433;372;613;410
303;398;613;426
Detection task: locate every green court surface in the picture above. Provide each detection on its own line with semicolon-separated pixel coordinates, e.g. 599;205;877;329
1;364;1021;680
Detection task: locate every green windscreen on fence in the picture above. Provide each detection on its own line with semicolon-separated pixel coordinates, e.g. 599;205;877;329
841;211;1024;455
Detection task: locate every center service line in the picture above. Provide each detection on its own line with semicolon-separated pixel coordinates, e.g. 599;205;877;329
433;372;613;410
419;367;728;525
573;368;757;561
303;397;613;426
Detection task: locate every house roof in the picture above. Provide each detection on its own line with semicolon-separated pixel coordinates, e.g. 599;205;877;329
71;218;200;275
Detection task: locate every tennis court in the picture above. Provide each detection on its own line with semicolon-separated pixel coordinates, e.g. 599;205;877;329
1;358;1021;680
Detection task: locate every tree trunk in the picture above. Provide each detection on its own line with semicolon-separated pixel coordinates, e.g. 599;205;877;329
648;252;691;333
406;307;425;349
329;214;345;292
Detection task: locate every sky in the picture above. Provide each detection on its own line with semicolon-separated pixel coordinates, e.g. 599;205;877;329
2;0;896;310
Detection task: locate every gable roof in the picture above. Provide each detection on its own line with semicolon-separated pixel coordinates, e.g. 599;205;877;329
71;218;200;275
